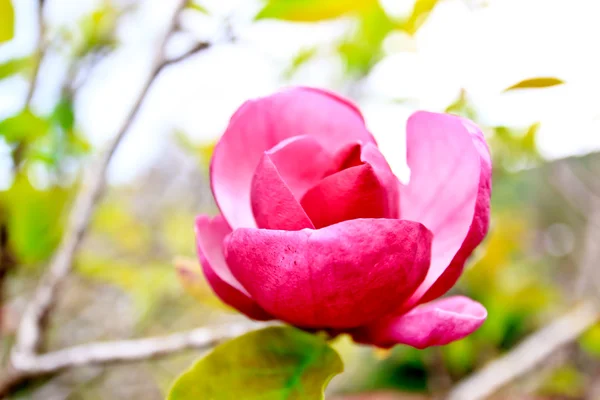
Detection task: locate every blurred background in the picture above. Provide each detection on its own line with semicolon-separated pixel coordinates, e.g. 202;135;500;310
1;0;600;398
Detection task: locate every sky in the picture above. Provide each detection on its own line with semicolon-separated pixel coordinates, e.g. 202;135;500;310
1;0;600;185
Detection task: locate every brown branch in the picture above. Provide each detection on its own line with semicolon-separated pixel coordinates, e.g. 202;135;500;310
446;302;598;400
12;0;193;358
0;321;269;397
1;1;216;396
163;41;211;68
24;0;46;106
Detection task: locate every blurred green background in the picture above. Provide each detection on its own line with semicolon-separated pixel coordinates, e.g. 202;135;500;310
2;0;600;399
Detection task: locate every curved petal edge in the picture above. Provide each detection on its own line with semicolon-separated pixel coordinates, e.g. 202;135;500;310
352;296;487;349
195;215;272;321
226;218;432;329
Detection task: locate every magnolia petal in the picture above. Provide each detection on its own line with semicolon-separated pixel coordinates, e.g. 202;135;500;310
353;296;487;349
195;215;272;320
265;135;337;199
211;87;375;229
301;164;388;228
418;119;492;304
399;112;492;306
301;144;399;228
226;219;432;329
360;143;400;219
251;153;315;231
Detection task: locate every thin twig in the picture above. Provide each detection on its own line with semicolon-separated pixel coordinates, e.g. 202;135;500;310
15;322;268;374
13;0;193;358
24;0;46;106
0;322;270;397
163;41;211;68
447;301;599;400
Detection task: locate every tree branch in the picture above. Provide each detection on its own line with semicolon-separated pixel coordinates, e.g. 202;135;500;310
446;301;598;400
0;321;269;397
163;41;211;68
24;0;46;106
12;0;197;358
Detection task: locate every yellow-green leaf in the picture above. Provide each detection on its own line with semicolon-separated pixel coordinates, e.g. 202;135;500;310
284;46;319;79
0;0;15;43
256;0;376;22
187;1;208;14
168;326;343;400
0;57;33;81
503;77;565;92
1;174;70;264
579;323;600;358
401;0;440;35
0;109;50;144
338;3;393;76
174;256;231;311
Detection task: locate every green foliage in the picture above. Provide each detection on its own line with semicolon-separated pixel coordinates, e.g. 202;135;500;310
256;0;376;22
72;2;120;58
187;1;208;14
0;100;89;173
579;324;600;358
0;0;14;43
0;109;50;144
503;77;565;91
445;89;477;121
283;46;319;79
539;365;586;398
491;123;541;172
445;90;542;174
92;201;151;253
174;256;231;311
77;255;180;320
0;57;34;81
399;0;440;35
168;326;343;400
338;3;394;76
0;174;70;264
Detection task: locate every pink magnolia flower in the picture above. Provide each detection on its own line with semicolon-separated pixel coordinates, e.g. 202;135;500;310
195;87;491;349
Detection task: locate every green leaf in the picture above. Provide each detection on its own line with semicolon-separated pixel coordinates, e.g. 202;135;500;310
187;1;209;14
0;0;15;43
503;77;565;92
51;98;75;132
579;324;600;358
338;3;394;76
74;3;119;57
77;255;179;320
401;0;440;35
168;326;343;400
1;174;70;264
0;109;50;144
0;57;33;81
256;0;376;22
283;47;319;79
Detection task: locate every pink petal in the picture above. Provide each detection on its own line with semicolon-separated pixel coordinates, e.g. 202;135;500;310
265;135;337;199
195;215;272;320
399;112;492;307
225;219;432;329
353;296;487;349
251;153;315;230
301;164;389;228
360;143;400;219
211;87;376;229
301;144;399;228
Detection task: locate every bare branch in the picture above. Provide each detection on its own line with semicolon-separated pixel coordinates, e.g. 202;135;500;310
13;0;206;358
14;321;269;374
24;0;46;106
0;322;270;396
446;301;598;400
163;41;211;68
